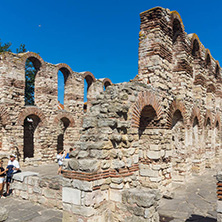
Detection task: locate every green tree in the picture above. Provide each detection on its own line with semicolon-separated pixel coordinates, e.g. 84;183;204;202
0;39;12;52
0;40;36;105
16;44;36;105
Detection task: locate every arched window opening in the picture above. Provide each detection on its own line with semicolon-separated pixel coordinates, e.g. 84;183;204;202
25;57;41;106
57;70;65;108
104;81;111;91
206;54;211;67
192;116;199;146
205;117;211;149
215;120;220;157
216;121;219;129
215;65;220;79
171;110;183;129
206;118;211;127
139;105;157;138
171;109;185;182
57;117;70;153
23;115;40;160
172;19;183;44
57;67;70;109
84;75;94;112
192;39;200;58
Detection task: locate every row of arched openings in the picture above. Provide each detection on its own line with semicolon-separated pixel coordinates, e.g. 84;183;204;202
24;57;111;112
172;14;220;79
23;114;71;160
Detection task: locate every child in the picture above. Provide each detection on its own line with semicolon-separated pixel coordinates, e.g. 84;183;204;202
0;160;8;198
57;150;66;175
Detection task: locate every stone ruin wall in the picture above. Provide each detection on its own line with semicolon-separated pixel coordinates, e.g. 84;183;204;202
0;6;221;222
0;51;112;165
61;7;222;221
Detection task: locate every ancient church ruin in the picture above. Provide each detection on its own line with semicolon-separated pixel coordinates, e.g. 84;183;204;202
0;6;222;222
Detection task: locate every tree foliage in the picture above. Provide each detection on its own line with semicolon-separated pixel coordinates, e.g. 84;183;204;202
0;40;36;105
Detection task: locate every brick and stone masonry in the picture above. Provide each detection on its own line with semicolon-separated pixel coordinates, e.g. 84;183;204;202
0;6;222;222
61;7;222;221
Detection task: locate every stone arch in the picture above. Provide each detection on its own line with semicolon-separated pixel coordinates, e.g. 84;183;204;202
54;112;75;127
214;112;221;130
56;63;73;108
190;34;201;58
21;52;45;70
190;106;202;128
194;74;206;88
54;113;74;153
131;91;163;128
21;52;46;106
56;63;73;83
204;110;214;167
170;11;185;31
83;71;96;86
171;11;184;44
23;114;41;159
83;71;96;112
103;78;112;90
204;110;213;129
17;107;46;127
166;99;188;129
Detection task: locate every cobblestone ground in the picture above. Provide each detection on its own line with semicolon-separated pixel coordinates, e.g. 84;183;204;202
0;197;62;222
159;168;218;222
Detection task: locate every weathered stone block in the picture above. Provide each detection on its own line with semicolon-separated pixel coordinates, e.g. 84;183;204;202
62;187;81;205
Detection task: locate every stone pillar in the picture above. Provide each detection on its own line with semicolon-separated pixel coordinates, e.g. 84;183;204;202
138;7;172;92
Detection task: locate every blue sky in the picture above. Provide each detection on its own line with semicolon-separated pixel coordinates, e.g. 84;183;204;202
1;0;222;103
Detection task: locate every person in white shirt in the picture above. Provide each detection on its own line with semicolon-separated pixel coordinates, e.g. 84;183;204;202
57;150;66;175
6;154;20;196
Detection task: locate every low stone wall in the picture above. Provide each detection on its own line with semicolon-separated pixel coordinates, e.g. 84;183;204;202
62;177;160;222
11;172;63;210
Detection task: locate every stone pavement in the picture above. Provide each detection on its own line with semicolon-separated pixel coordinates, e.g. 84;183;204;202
21;163;58;178
0;196;62;222
0;163;62;222
159;168;217;222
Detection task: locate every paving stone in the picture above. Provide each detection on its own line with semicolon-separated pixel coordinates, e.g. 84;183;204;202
159;168;217;221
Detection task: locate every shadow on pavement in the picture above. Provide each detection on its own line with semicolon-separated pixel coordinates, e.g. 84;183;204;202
160;214;216;222
186;214;216;222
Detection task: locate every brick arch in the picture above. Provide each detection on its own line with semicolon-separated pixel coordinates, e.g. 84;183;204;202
83;71;96;83
166;99;188;129
56;63;73;84
131;91;163;128
170;11;185;43
103;78;112;89
0;106;10;126
190;34;201;58
214;112;221;130
205;49;212;67
194;74;206;88
170;11;184;30
204;110;213;129
21;52;45;70
54;112;75;127
17;107;46;127
190;105;202;128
